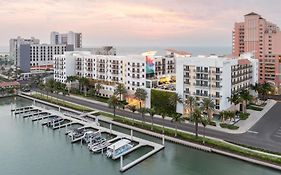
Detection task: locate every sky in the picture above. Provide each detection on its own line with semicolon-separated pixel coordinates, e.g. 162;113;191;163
1;0;281;49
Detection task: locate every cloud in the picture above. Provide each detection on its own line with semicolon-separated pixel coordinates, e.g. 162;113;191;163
0;0;281;47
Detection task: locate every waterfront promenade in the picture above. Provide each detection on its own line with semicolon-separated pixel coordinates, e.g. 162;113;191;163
29;90;281;153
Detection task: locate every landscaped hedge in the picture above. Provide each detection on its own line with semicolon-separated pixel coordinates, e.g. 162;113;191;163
247;105;263;111
209;121;217;126
220;123;239;130
32;94;93;112
239;112;250;120
151;89;176;114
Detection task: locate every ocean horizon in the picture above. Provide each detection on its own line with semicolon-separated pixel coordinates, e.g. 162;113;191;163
0;46;232;56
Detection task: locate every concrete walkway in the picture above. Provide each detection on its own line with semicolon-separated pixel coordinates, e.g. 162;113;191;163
56;93;277;134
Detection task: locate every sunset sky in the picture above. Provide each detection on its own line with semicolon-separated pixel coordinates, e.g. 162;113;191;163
1;0;281;48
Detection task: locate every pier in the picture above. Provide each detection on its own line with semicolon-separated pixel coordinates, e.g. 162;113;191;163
11;105;164;172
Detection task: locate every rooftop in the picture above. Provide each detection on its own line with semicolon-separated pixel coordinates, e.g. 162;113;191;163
0;81;20;88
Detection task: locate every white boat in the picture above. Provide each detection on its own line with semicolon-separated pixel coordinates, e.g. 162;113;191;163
83;131;101;143
91;141;111;153
87;137;106;150
106;139;133;159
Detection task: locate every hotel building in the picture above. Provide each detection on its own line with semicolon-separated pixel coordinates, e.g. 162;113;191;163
9;37;40;69
176;53;258;114
51;31;82;48
232;12;281;92
18;44;74;72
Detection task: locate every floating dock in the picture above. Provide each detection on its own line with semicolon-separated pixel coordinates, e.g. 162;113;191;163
11;105;164;172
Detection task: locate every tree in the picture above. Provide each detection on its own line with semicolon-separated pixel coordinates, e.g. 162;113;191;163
127;105;137;125
228;111;236;123
200;98;215;121
95;83;102;96
239;89;253;113
201;116;209;144
227;93;241;111
184;96;196;120
134;88;148;108
219;110;226;123
159;110;167;134
191;107;202;138
147;107;156;130
45;79;56;99
78;77;89;96
169;93;182;107
138;107;147;126
171;113;185;137
114;83;127;101
108;95;119;117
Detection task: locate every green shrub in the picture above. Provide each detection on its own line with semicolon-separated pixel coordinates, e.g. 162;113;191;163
31;94;93;112
209;121;216;126
239;112;250;120
220;123;239;130
247;105;263;111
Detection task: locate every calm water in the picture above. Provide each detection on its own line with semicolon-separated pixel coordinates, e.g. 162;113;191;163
0;97;280;175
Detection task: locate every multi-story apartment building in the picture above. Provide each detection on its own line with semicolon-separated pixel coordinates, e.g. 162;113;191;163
176;53;258;114
19;44;74;72
51;31;82;48
9;37;40;69
232;12;281;92
54;51;176;97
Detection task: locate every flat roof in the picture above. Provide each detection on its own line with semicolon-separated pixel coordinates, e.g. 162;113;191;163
107;139;131;150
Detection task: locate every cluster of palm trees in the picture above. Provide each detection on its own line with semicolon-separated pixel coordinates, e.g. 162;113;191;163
227;89;253;113
251;82;272;102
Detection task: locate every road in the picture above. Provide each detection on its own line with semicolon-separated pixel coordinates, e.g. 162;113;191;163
32;90;281;153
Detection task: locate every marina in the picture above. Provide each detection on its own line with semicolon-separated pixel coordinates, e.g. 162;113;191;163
11;104;165;172
1;96;280;175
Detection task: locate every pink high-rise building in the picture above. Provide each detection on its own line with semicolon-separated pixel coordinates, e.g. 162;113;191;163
232;12;281;92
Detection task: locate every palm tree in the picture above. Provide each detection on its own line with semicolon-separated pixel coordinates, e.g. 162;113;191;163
114;83;127;101
239;89;253;113
171;113;185;137
201;116;209;144
66;76;78;93
127;105;137;125
219;110;226;123
78;77;89;96
159;110;167;134
45;79;55;99
184;96;196;120
191;107;202;138
200;98;215;121
147;107;156;130
228;111;236;123
134;88;148;108
95;83;102;96
169;93;183;107
227;93;241;111
108;95;119;117
138;107;147;126
259;82;272;101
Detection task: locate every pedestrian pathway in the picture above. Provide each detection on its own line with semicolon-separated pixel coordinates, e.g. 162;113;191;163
31;92;277;134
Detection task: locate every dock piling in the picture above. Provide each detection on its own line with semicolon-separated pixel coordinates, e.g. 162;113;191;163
162;134;165;146
130;130;133;140
110;123;112;135
120;155;123;170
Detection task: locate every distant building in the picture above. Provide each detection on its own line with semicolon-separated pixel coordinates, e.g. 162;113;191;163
75;46;117;56
176;53;258;114
19;44;74;72
9;37;40;69
232;12;281;92
51;31;82;48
